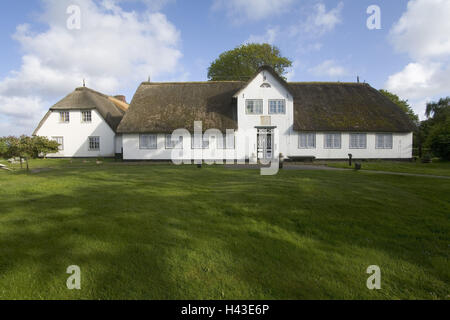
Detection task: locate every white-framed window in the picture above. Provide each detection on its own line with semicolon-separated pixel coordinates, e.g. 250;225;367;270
165;134;183;149
224;133;235;149
88;136;100;151
324;133;341;149
299;133;316;149
269;100;286;114
191;136;209;149
82;110;92;123
140;134;157;149
60;111;70;123
349;133;367;149
376;133;393;149
52;137;64;151
246;99;263;115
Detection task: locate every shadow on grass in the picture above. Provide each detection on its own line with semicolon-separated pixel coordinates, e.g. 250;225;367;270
0;165;448;299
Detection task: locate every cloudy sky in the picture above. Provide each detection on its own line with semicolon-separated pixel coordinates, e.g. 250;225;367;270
0;0;449;136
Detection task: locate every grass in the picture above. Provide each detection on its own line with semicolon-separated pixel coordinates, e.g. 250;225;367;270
324;160;450;177
0;160;449;300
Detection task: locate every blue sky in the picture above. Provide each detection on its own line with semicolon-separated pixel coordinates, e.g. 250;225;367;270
0;0;449;135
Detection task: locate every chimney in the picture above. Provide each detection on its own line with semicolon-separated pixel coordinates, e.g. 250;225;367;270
114;95;127;103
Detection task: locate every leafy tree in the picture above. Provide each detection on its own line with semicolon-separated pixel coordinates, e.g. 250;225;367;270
30;136;60;158
426;120;450;160
425;97;450;119
379;90;419;126
0;136;60;171
424;97;450;160
379;90;421;155
0;138;7;157
0;136;20;159
208;43;292;81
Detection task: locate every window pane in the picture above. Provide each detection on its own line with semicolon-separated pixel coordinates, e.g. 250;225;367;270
60;112;70;123
246;100;263;114
269;100;285;114
385;134;393;149
350;134;367;149
166;134;183;149
299;133;315;149
140;134;157;149
325;133;341;149
376;134;393;149
82;111;92;123
52;137;64;151
89;137;100;151
225;132;235;149
165;134;174;149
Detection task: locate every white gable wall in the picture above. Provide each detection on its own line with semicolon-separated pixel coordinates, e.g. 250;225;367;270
35;109;116;158
235;71;294;161
234;70;413;160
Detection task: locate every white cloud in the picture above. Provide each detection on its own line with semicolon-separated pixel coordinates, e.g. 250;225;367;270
309;2;344;35
308;60;348;78
390;0;450;60
117;0;175;11
212;0;294;23
246;27;279;45
386;62;450;117
386;62;449;99
0;0;183;136
290;2;343;38
386;0;450;118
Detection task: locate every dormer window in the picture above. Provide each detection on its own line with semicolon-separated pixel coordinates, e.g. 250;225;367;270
82;110;92;123
60;112;70;123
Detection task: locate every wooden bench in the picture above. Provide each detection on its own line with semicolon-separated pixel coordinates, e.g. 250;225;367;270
286;156;316;163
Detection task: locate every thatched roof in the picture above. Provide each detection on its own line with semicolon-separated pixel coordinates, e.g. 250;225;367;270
117;82;245;133
290;83;416;132
34;87;127;135
117;76;415;134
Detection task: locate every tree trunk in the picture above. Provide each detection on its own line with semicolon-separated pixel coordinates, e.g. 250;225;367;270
25;157;29;171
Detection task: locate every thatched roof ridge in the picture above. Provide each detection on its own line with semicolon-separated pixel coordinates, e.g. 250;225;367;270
34;87;127;135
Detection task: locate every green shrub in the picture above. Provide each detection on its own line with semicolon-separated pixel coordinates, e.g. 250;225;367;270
426;120;450;160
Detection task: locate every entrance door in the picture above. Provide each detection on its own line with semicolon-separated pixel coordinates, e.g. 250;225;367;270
257;129;273;160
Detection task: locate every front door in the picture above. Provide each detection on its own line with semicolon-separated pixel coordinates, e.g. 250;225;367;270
257;129;273;160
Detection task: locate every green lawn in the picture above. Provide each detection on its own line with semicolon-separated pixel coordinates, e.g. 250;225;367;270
0;160;449;300
325;160;450;177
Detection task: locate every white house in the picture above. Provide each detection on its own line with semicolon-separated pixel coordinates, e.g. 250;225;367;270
116;66;415;161
35;66;415;161
33;87;128;158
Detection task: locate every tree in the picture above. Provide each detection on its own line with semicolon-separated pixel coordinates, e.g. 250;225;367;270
379;90;421;155
0;136;60;171
425;97;450;119
208;43;293;81
0;138;7;157
379;90;419;126
424;97;450;160
30;136;60;158
426;119;450;160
